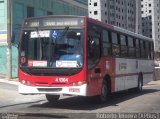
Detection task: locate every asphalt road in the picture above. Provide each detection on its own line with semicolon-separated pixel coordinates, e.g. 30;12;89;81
0;81;160;119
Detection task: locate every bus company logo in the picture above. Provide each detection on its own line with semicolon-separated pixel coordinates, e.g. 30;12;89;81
21;57;26;64
56;61;62;67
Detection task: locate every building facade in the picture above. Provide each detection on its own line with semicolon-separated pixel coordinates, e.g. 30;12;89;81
141;0;160;60
0;0;88;77
88;0;142;34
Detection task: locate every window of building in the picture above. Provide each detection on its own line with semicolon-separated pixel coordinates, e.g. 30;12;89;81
27;6;34;18
0;0;4;3
94;2;97;6
105;3;107;7
105;12;107;15
47;11;53;15
94;11;98;15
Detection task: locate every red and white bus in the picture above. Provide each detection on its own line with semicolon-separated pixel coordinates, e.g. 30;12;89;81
18;15;154;102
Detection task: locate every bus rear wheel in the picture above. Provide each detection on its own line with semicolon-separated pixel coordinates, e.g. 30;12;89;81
136;74;143;92
45;94;60;103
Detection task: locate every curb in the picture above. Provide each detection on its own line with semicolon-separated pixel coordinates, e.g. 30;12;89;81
145;80;160;86
0;78;19;85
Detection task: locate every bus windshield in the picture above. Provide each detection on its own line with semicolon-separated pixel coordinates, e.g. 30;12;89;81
20;28;84;68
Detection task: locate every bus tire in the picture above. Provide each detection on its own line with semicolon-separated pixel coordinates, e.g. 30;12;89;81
45;94;60;103
99;81;108;102
136;74;143;92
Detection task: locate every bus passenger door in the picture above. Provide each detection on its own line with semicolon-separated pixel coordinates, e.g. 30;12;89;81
87;29;102;96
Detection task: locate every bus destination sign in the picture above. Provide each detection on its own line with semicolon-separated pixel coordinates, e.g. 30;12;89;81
25;17;84;28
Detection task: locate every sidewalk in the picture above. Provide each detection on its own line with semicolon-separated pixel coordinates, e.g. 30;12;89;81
147;80;160;86
0;78;19;85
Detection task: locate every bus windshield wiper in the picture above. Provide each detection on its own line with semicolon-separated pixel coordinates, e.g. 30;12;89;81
58;26;69;41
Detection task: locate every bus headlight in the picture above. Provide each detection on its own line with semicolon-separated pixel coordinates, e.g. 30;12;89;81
78;81;83;85
21;80;30;85
72;81;86;86
72;82;76;86
21;80;26;84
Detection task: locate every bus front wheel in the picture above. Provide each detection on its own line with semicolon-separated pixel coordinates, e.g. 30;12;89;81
99;82;108;102
45;94;60;103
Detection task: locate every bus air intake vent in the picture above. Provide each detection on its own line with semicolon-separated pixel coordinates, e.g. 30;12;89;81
37;88;62;92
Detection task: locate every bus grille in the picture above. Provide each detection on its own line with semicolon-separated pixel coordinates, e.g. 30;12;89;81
37;88;62;92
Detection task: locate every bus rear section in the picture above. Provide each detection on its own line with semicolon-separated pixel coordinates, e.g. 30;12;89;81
85;18;154;101
18;16;89;102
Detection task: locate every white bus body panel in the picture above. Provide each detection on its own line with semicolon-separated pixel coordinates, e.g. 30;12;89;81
19;83;87;96
115;58;154;91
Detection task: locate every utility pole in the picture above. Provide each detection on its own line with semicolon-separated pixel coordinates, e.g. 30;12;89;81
7;0;12;79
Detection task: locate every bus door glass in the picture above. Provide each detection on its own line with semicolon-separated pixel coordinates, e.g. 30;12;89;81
87;29;101;69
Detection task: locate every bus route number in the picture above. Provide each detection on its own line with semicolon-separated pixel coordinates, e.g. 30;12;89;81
55;78;68;83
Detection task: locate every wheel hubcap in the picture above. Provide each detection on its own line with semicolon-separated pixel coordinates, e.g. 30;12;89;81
139;80;142;90
101;84;107;100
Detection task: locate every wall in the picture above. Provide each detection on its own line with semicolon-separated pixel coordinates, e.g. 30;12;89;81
0;0;88;78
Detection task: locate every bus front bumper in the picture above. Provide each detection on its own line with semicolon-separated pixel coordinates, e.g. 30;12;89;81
18;83;87;96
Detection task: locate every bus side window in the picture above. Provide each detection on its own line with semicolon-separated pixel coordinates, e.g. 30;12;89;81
102;30;112;56
128;36;135;58
140;40;146;59
120;34;128;57
135;39;140;58
111;32;120;57
145;41;150;59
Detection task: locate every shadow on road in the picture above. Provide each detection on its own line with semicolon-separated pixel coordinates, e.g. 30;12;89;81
18;113;68;119
30;88;160;111
0;100;44;109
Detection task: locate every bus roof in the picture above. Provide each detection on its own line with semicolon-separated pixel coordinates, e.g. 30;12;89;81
87;17;153;42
